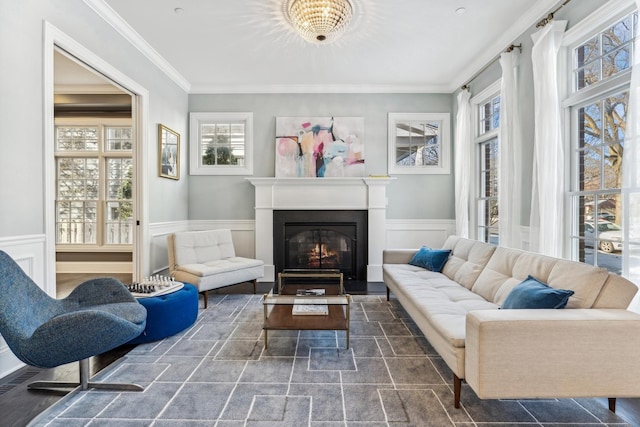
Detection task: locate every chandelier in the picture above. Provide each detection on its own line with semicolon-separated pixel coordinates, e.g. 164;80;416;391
285;0;354;44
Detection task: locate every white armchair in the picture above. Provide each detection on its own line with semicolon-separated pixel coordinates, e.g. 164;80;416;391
167;229;264;308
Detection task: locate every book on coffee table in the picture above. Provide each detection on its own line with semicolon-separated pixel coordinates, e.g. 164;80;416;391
295;288;326;296
292;298;329;315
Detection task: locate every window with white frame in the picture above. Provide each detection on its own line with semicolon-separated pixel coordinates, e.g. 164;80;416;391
566;9;637;274
189;112;253;175
474;87;501;244
55;118;133;248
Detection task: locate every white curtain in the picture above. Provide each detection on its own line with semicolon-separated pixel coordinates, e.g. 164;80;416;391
454;89;472;238
623;0;640;312
529;20;567;257
498;50;522;249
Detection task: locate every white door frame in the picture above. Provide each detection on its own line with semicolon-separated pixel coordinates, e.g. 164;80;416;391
43;22;150;295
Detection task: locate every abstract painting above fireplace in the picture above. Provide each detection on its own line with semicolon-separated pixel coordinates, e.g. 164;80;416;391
273;210;368;293
275;116;365;178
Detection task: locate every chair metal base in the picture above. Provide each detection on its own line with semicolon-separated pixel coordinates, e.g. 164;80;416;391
27;358;143;392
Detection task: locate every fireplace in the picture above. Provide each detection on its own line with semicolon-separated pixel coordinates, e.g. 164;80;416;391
247;177;393;284
273;210;368;292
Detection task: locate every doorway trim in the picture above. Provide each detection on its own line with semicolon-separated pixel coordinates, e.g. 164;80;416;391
43;22;149;295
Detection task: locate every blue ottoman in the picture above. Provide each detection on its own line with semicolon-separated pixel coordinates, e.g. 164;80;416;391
128;283;199;344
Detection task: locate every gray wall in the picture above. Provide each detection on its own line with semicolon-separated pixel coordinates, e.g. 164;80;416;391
0;0;190;239
455;0;608;227
0;0;611;240
189;93;454;220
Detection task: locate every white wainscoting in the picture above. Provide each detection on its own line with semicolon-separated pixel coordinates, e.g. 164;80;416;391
385;219;457;250
149;221;190;274
149;219;457;281
0;234;47;379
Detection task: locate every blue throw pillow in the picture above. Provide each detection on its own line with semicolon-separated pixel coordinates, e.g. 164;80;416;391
408;246;451;272
502;275;574;309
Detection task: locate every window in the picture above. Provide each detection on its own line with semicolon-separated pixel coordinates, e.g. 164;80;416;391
189;112;253;175
566;9;637;274
473;86;501;244
387;113;451;174
55;119;133;248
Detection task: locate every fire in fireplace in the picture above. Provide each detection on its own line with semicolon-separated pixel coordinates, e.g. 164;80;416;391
288;228;353;270
273;210;368;292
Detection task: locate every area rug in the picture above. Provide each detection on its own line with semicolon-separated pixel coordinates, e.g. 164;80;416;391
29;294;630;426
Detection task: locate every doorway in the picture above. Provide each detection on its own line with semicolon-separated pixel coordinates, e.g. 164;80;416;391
43;21;151;298
53;50;135;297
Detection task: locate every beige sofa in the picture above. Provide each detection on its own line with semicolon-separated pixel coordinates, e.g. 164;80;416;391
167;229;264;308
382;235;640;411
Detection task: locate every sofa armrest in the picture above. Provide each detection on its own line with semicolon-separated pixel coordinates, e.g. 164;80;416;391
465;308;640;400
383;249;417;264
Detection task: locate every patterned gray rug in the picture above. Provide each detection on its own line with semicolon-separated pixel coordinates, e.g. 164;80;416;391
29;294;629;426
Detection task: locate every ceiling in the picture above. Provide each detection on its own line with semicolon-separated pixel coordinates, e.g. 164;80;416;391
87;0;561;94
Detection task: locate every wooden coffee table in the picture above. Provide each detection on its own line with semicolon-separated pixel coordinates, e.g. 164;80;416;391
263;269;350;349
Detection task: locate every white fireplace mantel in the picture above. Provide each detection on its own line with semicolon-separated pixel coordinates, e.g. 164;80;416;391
247;177;393;282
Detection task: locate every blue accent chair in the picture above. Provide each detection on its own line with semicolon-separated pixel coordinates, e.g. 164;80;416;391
0;251;147;392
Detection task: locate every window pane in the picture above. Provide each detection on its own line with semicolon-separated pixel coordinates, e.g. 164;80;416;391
479;97;500;136
576;36;599;68
603;47;630;78
480;138;498;197
604;143;624;190
105;127;132;151
492;97;501;129
56;158;99;199
575;13;636;91
577;62;601;89
200;122;246;166
56;127;98;151
105;158;133;245
477;134;499;244
604;92;628;144
107;158;133;199
395;121;440;167
56;200;96;244
580;147;603;191
105;201;133;244
579;101;602;148
602;17;632;53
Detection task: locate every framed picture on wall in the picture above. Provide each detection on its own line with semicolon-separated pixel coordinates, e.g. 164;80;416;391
158;124;180;180
275;116;365;177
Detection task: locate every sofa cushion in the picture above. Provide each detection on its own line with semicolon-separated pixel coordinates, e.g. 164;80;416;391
408;247;451;272
383;263;499;348
441;236;497;290
471;246;524;302
173;229;236;266
546;260;609;309
502;275;574;309
176;257;264;277
473;246;609;309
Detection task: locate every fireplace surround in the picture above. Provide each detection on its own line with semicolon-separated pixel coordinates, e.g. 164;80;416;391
247;177;393;284
273;209;367;292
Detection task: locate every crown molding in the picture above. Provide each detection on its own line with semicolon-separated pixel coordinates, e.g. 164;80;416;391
82;0;191;93
449;0;559;92
189;83;451;94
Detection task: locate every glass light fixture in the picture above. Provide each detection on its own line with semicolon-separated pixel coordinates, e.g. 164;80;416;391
285;0;354;44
